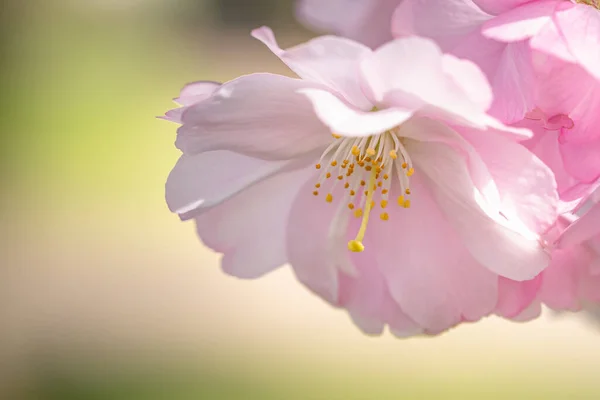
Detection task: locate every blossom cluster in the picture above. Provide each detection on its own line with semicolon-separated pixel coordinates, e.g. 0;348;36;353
162;0;600;336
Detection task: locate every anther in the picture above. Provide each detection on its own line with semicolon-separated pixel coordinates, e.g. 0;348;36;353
326;172;331;178
326;193;333;203
397;195;405;206
381;200;388;208
344;182;350;189
337;175;343;180
354;209;363;218
366;148;376;156
351;146;360;156
348;203;355;210
331;160;337;167
405;188;411;195
380;212;389;221
313;191;318;196
407;168;415;177
389;150;398;159
315;164;321;169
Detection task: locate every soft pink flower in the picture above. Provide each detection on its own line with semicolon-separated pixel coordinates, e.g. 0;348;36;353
164;28;558;335
295;0;401;48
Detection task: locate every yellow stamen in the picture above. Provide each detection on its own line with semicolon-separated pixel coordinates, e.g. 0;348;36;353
407;168;415;177
315;183;320;188
331;160;337;167
315;164;321;169
348;167;377;253
380;212;389;221
366;148;376;156
326;172;331;179
351;145;360;156
389;150;398;159
332;133;342;139
313;191;318;196
337;175;343;180
404;199;411;208
350;190;356;196
348;203;355;210
381;200;388;208
344;182;350;189
354;208;363;218
405;188;411;195
397;195;405;206
326;193;333;203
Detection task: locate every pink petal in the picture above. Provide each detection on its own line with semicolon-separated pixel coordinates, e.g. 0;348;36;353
360;37;493;122
481;0;561;42
194;166;315;279
166;151;291;219
298;88;414;136
371;174;498;333
539;247;587;311
177;73;331;160
457;127;559;235
295;0;399;48
160;81;221;123
495;276;542;318
560;139;600;183
557;203;600;249
410;141;552;280
530;19;577;63
392;0;492;52
474;0;544;15
175;81;221;106
251;26;373;110
286;173;350;304
554;4;600;81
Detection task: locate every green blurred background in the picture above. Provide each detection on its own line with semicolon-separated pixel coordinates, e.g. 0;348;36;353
1;0;600;398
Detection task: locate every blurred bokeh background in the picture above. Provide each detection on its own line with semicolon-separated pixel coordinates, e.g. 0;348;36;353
1;0;600;398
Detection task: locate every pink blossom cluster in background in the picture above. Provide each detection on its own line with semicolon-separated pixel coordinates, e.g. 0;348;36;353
162;0;600;337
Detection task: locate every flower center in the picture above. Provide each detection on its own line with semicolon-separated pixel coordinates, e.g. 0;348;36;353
312;131;414;253
576;0;600;9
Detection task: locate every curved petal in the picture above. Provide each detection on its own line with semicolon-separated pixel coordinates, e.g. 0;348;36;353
175;81;221;106
481;0;561;42
371;174;498;333
473;0;536;15
194;166;315;279
295;0;399;48
360;37;493;124
560;139;600;183
286;172;352;304
557;202;600;249
456;127;559;235
166;151;307;219
177;73;331;160
392;0;492;51
252;26;373;110
298;88;414;136
409;141;552;280
554;4;600;81
495;276;542;318
161;81;221;123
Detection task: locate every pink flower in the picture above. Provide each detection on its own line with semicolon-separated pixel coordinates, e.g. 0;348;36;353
295;0;402;48
164;28;558;335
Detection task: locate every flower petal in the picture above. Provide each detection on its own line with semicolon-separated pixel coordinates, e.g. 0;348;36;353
298;88;414;136
286;172;352;304
175;81;221;106
177;73;331;160
554;4;600;81
560;139;600;183
160;81;221;123
194;166;315;279
481;0;560;42
556;202;600;249
360;37;493;124
495;276;542;318
295;0;399;48
166;151;298;219
410;140;551;280
252;26;373;110
473;0;537;15
392;0;492;51
457;127;559;235
371;174;498;333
